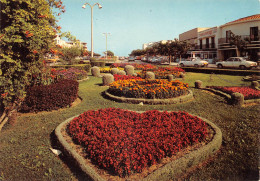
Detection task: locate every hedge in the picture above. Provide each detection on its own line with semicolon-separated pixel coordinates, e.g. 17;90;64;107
91;61;105;67
50;64;91;72
181;67;260;76
20;79;79;112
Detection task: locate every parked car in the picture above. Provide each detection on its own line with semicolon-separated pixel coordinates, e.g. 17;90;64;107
128;56;135;61
179;57;208;67
135;56;141;60
216;57;258;69
141;56;147;62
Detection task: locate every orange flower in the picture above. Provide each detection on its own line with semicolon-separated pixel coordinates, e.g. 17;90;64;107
33;50;38;54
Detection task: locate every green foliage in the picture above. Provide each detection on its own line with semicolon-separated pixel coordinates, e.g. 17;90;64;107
90;57;97;62
59;46;82;64
50;64;91;72
106;50;114;57
0;0;65;109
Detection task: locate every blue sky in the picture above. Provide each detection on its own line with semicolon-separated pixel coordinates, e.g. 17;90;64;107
57;0;260;56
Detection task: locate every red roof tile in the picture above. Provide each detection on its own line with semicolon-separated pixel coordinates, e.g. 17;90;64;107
224;14;260;25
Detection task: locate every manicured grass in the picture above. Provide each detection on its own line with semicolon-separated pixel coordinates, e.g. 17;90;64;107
0;73;259;180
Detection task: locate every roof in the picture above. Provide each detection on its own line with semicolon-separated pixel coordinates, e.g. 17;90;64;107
223;14;260;26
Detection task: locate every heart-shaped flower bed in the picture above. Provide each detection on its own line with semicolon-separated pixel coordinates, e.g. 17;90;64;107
67;108;209;177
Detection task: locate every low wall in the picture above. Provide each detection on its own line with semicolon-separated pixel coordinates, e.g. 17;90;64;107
104;90;194;105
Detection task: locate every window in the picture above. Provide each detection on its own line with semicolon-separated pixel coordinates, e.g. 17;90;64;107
206;38;209;48
250;27;259;41
211;37;215;48
226;30;231;43
200;39;202;49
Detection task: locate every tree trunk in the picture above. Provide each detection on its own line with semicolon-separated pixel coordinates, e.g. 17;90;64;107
236;47;240;57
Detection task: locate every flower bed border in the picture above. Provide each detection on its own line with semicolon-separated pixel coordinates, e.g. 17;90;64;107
55;112;222;181
104;90;193;105
203;88;260;105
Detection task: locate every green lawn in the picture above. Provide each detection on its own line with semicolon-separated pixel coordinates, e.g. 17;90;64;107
0;72;259;181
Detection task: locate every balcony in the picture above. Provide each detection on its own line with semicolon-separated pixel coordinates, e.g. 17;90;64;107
194;44;216;50
218;35;260;44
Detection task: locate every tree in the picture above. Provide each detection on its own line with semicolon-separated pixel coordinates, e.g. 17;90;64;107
59;46;82;64
106;50;114;57
0;0;65;126
229;32;249;57
176;40;190;62
130;49;146;56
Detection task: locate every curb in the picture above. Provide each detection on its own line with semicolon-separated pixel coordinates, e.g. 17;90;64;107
55;113;222;181
104;90;194;105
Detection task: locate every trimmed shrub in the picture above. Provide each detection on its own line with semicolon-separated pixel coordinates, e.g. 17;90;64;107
91;61;105;67
124;65;135;76
179;72;185;79
231;92;244;106
146;71;155;80
91;66;100;77
195;80;203;89
102;74;114;86
167;74;174;81
117;70;126;75
111;68;119;75
251;81;259;89
20;79;79;112
50;64;91;72
90;57;97;62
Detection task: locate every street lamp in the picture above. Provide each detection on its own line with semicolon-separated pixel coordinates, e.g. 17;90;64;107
82;2;102;57
103;33;111;59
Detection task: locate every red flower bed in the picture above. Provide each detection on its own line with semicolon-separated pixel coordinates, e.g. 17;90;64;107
113;74;142;81
207;86;260;100
67;108;208;177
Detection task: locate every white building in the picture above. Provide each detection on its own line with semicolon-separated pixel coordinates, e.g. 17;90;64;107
143;40;172;50
54;35;88;51
217;14;260;61
179;14;260;62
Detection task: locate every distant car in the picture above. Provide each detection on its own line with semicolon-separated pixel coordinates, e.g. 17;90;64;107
216;57;257;69
128;56;135;61
179;57;208;67
135;56;141;60
141;57;147;61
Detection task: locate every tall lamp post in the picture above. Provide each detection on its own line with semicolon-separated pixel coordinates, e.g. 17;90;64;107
82;2;102;57
103;33;111;59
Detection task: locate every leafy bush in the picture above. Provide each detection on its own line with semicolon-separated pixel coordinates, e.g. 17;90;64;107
91;61;105;67
50;64;91;72
20;79;79;112
90;57;97;62
67;108;209;177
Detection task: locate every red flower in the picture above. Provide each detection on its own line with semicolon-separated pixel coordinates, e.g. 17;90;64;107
67;108;208;177
33;50;38;54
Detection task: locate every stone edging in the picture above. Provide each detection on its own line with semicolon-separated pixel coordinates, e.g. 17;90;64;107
55;113;222;181
104;90;194;105
203;88;260;105
77;77;89;82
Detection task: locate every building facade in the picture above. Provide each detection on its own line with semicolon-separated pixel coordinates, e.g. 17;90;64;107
179;14;260;62
218;14;260;61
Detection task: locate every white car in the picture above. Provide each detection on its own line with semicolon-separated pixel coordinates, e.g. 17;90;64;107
128;56;135;61
179;57;208;67
216;57;257;69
